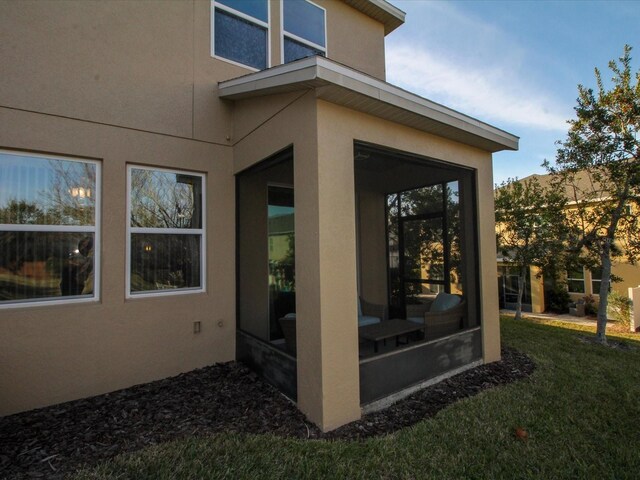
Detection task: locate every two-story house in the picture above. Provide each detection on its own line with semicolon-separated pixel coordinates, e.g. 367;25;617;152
0;0;518;431
497;172;640;315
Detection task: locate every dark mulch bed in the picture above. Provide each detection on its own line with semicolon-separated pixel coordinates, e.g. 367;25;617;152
0;347;534;479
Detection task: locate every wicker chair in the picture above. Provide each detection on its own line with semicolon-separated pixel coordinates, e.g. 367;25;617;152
359;298;388;326
406;294;466;340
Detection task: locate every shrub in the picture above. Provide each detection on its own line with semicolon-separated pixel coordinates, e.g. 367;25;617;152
546;286;571;313
608;291;632;328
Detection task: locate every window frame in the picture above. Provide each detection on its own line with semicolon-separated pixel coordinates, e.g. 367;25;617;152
567;267;586;294
125;165;206;299
590;267;603;295
281;0;327;64
0;149;101;309
211;0;271;71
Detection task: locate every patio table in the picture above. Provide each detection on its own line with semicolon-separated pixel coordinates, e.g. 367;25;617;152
358;318;423;353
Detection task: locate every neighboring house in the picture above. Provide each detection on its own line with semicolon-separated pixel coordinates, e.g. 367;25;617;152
496;173;640;314
0;0;518;432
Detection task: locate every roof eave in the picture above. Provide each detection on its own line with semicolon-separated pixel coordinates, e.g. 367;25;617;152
342;0;406;35
219;56;519;153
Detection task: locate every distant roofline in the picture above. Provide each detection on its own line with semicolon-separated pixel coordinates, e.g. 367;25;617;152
219;56;519;153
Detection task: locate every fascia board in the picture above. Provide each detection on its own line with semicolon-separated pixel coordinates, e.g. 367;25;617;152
218;57;520;152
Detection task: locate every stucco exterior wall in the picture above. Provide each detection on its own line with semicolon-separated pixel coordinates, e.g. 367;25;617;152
0;0;391;418
0;0;386;148
529;263;640;313
0;107;236;416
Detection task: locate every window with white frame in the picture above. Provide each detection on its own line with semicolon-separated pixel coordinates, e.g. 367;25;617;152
212;0;269;70
127;166;205;296
590;267;603;295
282;0;326;63
567;267;585;294
0;150;100;306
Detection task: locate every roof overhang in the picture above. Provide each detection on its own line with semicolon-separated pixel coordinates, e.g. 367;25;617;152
342;0;405;35
218;56;519;153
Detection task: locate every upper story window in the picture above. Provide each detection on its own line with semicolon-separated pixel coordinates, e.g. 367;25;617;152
283;0;326;63
127;166;205;297
0;150;100;307
212;0;269;70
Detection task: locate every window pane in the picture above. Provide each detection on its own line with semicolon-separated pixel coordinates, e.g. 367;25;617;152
217;0;268;22
130;169;202;229
568;279;585;294
283;37;324;63
130;234;201;292
0;232;94;303
268;186;295;340
446;181;462;294
283;0;325;47
0;153;96;226
567;268;584;280
400;184;443;217
215;9;267;70
403;218;444;281
591;267;602;294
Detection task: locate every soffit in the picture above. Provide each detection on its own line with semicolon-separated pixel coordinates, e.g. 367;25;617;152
218;56;519;153
342;0;405;35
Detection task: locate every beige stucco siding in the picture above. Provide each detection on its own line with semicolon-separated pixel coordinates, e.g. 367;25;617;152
0;0;387;148
318;0;386;79
0;107;236;416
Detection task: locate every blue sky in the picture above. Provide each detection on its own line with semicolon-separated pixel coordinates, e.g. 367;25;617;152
384;0;640;185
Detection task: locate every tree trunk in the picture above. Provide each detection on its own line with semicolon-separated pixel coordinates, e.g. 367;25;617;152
515;266;526;321
595;246;613;344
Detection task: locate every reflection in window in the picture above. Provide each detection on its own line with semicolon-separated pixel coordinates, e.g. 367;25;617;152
567;268;585;294
590;267;602;295
284;37;324;64
283;0;325;63
0;151;99;305
212;0;268;70
128;166;205;296
386;181;461;312
268;186;295;340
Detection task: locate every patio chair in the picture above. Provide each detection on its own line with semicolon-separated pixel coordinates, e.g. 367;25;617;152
278;314;297;355
406;293;466;340
358;297;387;327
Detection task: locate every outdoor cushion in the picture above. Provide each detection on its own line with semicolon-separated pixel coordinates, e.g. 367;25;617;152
407;316;423;325
358;315;381;327
429;293;462;313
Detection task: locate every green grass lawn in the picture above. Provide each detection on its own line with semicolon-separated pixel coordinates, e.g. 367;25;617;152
73;316;640;480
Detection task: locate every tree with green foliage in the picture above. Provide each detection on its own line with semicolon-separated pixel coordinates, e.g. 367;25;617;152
495;176;569;320
547;45;640;344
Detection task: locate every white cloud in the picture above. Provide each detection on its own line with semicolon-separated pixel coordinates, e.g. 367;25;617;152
386;43;568;132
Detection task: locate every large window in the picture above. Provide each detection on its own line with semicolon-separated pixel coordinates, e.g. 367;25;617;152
127;166;205;297
0;150;100;307
567;268;585;294
590;267;603;295
387;181;461;312
282;0;326;63
212;0;269;70
268;185;295;340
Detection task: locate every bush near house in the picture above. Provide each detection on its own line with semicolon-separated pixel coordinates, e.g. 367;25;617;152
608;291;633;328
